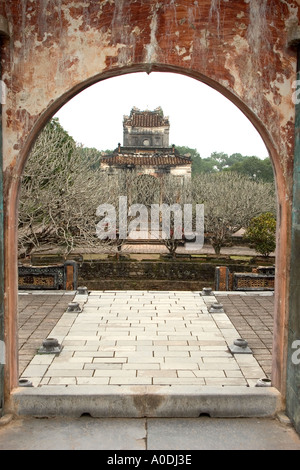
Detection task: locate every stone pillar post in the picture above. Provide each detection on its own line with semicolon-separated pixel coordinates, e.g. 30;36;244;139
287;25;300;434
64;261;78;291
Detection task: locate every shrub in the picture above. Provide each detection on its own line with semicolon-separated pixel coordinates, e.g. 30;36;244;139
245;212;276;257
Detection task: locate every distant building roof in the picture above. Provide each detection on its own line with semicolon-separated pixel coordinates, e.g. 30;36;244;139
123;107;169;129
101;107;191;175
101;153;191;168
101;145;191;167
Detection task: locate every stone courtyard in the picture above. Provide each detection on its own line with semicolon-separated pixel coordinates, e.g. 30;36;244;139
18;290;274;389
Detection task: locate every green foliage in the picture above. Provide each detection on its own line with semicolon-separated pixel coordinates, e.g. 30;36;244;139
175;146;215;174
245;212;276;257
78;146;103;170
175;146;200;161
177;146;274;184
192;157;215;174
227;156;274;182
45;117;76;160
21;118;77;191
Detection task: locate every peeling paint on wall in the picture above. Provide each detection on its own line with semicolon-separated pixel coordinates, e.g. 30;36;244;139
0;0;298;184
247;0;270;56
145;3;161;64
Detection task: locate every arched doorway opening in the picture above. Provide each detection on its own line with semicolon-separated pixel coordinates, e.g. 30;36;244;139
4;66;288;415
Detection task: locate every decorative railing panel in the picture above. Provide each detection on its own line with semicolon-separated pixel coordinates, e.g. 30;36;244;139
18;261;77;290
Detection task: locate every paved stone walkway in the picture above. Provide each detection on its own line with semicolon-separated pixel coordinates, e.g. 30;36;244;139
217;294;274;378
19;290;271;388
18;291;75;376
36;242;273;256
122;244;267;255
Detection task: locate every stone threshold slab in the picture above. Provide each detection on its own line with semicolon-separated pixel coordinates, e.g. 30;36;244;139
9;385;282;419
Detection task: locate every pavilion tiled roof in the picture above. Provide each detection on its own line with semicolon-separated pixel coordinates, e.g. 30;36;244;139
101;151;191;167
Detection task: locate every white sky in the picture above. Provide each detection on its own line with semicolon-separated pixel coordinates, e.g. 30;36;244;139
55;72;269;159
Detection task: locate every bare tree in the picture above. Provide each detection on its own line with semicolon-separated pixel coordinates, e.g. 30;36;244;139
192;172;276;255
18;120;123;257
19;122;276;259
158;175;192;257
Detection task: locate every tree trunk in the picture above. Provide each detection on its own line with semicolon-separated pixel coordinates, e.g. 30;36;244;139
212;243;222;255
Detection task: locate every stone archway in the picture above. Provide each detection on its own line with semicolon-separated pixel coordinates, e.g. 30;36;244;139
0;1;298;428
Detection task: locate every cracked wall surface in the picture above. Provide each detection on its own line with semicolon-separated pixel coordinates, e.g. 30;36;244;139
0;0;299;406
0;1;298;182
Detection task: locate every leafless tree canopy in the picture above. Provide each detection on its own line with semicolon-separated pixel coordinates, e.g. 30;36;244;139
18;120;276;257
18;120;120;256
192;172;276;254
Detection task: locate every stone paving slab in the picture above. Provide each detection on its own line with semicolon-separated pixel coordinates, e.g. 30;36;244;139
19;291;268;389
216;293;274;377
1;416;299;450
18;291;76;375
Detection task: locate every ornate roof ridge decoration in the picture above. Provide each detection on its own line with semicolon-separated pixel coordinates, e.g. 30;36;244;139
123;106;169;128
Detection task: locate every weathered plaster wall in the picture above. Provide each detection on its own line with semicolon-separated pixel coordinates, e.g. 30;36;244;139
1;1;298;179
0;0;299;409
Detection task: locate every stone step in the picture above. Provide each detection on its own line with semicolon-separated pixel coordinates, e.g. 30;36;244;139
10;385;281;418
